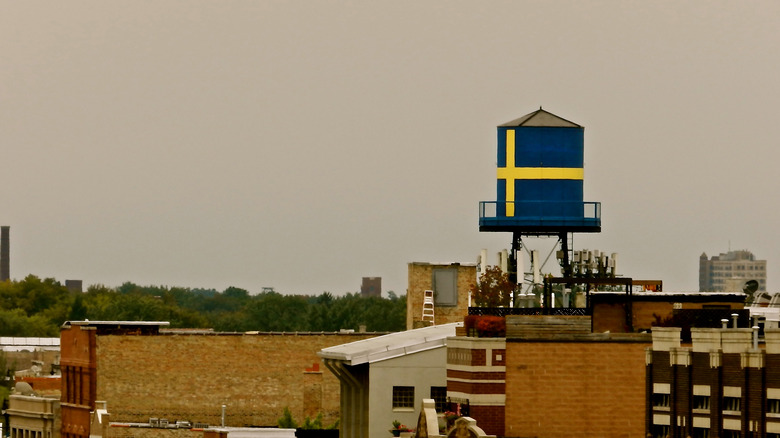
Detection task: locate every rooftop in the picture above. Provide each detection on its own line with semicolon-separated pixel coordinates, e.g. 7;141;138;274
498;108;582;128
318;322;461;365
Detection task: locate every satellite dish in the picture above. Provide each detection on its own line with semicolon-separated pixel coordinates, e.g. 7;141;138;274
743;280;759;295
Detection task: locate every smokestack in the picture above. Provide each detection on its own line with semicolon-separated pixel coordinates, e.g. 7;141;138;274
1;226;8;281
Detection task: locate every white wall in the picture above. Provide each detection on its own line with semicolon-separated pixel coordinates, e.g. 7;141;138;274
368;348;447;438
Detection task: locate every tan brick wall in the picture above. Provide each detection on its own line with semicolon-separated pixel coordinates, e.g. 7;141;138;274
302;370;323;419
407;262;475;330
505;340;649;438
105;426;204;438
95;333;376;428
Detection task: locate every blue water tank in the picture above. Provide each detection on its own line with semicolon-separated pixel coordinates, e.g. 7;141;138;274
479;108;601;233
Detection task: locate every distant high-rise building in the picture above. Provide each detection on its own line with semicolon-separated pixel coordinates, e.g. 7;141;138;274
699;250;766;292
360;277;381;297
66;280;83;293
1;226;9;281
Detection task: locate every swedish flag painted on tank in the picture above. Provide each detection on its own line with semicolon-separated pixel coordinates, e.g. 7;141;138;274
479;108;600;233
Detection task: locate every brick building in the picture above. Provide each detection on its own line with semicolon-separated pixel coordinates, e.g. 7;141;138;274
5;394;60;438
444;292;746;437
406;262;476;330
504;316;650;437
590;291;746;333
446;336;505;436
1;337;61;382
360;277;381;297
59;321;380;438
648;326;780;438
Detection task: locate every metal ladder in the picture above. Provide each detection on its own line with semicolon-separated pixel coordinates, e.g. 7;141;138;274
422;290;435;324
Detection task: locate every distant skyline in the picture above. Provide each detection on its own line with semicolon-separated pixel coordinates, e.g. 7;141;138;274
3;1;780;295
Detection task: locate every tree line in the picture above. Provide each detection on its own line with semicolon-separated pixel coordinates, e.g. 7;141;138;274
0;275;407;337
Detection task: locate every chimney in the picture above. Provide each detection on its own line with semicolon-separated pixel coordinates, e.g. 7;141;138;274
1;226;9;281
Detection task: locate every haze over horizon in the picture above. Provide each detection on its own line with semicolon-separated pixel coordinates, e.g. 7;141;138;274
3;1;780;295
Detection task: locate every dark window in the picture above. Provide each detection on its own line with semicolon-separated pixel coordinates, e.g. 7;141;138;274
651;425;670;438
769;398;780;414
433;268;458;306
722;431;741;438
431;387;447;413
693;395;710;410
393;386;415;409
692;428;710;438
723;396;741;412
652;393;670;408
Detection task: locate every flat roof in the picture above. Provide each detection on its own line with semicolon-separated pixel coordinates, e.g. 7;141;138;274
0;337;60;352
0;337;60;346
62;320;171;327
318;323;461;365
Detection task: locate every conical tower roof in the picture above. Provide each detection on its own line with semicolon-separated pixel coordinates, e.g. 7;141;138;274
499;107;581;128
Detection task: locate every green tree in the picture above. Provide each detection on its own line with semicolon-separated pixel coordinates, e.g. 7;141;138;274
469;265;514;307
0;276;409;335
68;294;87;321
277;407;298;429
0;308;56;336
244;292;309;332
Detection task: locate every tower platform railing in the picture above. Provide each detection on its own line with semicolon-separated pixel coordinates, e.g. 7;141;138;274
478;201;601;232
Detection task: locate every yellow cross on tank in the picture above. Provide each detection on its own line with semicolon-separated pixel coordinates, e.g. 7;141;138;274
498;130;584;216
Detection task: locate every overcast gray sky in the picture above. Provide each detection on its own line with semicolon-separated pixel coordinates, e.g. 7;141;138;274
2;1;779;295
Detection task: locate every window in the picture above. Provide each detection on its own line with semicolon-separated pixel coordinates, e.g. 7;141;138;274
431;387;447;413
723;396;741;412
393;386;415;409
651;425;670;438
652;393;670;409
692;428;710;438
769;398;780;414
693;395;710;411
433;268;458;306
722;431;741;438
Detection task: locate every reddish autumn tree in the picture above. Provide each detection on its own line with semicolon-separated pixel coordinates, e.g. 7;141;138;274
469;265;514;307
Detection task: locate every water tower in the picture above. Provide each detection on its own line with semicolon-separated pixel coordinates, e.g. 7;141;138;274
478;108;601;287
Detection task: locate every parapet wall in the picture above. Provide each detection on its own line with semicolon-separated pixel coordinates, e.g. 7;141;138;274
95;332;378;428
650;326;775;353
504;323;650;438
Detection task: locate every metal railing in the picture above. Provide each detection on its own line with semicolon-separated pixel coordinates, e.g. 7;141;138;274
468;307;590;317
478;201;601;228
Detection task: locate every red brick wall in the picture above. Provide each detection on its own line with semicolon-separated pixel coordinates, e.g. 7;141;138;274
61;325;97;438
468;405;503;436
505;339;649;438
18;376;61;393
93;332;376;428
